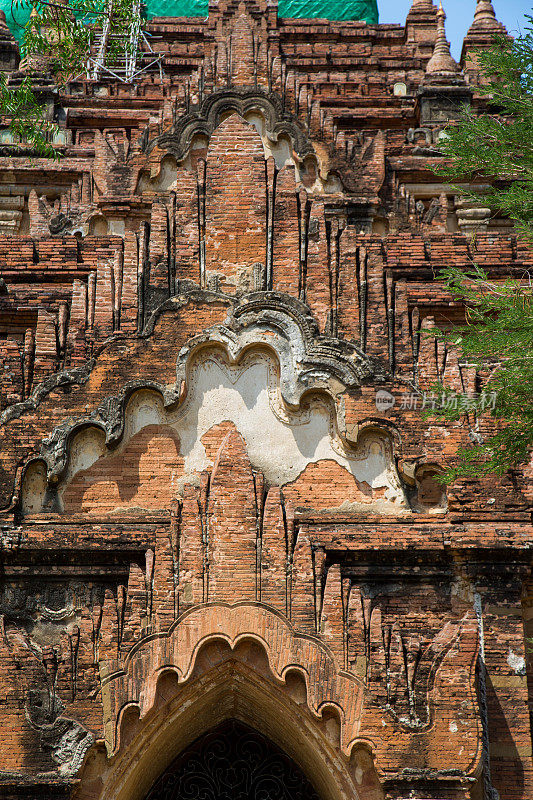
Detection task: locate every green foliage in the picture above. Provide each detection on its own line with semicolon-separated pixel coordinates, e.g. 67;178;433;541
0;71;58;157
14;0;140;80
425;15;533;482
0;0;139;156
438;16;533;240
425;264;533;482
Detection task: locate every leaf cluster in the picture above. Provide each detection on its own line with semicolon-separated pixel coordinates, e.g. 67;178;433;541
13;0;141;81
438;16;533;240
0;0;140;156
424;264;533;482
0;72;58;157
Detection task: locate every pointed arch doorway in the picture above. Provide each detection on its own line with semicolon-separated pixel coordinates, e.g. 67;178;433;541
144;719;324;800
74;636;372;800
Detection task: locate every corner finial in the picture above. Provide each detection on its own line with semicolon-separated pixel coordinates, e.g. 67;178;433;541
28;4;40;35
0;7;18;47
470;0;503;31
425;0;460;76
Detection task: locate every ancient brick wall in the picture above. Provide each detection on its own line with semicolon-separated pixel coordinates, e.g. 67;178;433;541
0;1;531;799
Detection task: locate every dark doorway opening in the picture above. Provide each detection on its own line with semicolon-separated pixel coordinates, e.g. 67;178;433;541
144;718;324;800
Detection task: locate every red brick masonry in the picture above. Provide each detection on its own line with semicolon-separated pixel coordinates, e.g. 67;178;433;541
0;1;531;799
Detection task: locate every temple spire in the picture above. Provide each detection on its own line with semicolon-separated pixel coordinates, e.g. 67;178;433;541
425;2;460;76
469;0;503;31
418;0;470;124
461;0;507;74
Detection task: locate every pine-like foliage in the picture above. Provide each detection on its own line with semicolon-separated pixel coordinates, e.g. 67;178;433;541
427;265;533;482
439;16;533;239
428;16;533;482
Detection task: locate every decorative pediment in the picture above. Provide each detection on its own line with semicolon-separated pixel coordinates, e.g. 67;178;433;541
23;330;399;517
146;88;315;163
18;293;384;507
101;602;366;755
142;87;385;201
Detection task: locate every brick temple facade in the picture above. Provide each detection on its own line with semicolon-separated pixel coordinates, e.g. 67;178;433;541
0;0;531;798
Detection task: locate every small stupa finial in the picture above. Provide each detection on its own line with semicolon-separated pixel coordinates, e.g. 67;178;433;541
425;1;460;76
29;4;40;29
473;0;499;27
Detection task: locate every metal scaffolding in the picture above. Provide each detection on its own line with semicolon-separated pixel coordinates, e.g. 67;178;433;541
87;0;163;82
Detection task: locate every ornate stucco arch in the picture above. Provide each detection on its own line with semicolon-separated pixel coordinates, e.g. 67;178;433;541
19;293;405;517
100;602;365;754
75;631;379;800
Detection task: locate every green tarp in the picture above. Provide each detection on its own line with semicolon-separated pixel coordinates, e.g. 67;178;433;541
2;0;378;41
145;0;378;22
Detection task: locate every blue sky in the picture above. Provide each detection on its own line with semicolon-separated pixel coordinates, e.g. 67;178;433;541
378;0;530;59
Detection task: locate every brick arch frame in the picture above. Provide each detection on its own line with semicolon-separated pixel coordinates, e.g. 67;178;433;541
146;88;316;164
100;602;366;755
74;623;375;800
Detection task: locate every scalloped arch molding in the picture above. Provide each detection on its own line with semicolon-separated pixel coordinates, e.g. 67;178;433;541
22;296;404;516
